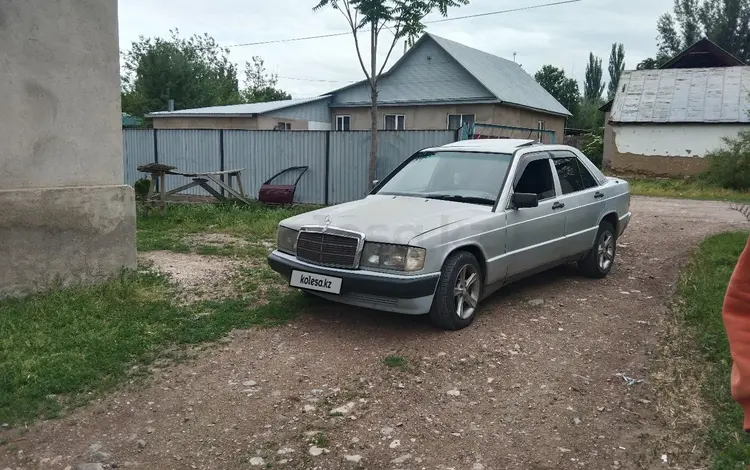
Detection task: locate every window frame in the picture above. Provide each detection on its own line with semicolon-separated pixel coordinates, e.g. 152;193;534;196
335;114;351;131
446;113;476;130
277;121;292;131
509;152;558;209
550;150;600;195
383;114;406;130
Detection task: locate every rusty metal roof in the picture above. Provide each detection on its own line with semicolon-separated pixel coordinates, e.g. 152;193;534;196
609;67;750;123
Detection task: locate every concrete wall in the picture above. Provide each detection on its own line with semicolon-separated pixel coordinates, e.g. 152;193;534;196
0;0;135;297
154;116;259;130
330;104;566;141
609;123;749;176
257;115;310;130
152;115;312;130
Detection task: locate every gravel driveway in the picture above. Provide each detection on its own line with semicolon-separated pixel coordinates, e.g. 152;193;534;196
2;196;747;470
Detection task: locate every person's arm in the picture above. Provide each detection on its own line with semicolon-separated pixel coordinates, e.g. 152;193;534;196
723;235;750;431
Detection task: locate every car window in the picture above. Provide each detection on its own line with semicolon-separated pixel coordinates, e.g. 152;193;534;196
553;157;585;194
377;151;513;202
578;160;599;189
515;158;556;201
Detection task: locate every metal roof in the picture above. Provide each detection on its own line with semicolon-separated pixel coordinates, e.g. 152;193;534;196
427;34;571;116
610;67;750;123
326;33;571;117
146;95;331;118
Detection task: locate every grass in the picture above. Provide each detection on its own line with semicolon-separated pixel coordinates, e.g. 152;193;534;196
137;202;319;254
626;177;750;203
0;270;310;425
0;202;322;426
382;355;409;371
673;231;750;468
311;432;329;448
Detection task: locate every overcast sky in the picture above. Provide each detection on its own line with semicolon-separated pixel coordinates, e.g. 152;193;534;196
118;0;673;98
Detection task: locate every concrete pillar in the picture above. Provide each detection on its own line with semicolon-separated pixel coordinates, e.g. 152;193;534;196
0;0;136;297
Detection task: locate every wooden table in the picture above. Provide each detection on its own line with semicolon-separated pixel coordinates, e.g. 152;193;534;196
138;163;250;214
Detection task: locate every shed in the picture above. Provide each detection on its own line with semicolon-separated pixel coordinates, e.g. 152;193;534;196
605;66;750;176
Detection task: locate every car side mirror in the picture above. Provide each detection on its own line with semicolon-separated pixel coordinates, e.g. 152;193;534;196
372;179;380;187
511;192;538;209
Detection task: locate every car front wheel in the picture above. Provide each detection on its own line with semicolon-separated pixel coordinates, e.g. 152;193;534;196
429;251;483;330
578;221;616;278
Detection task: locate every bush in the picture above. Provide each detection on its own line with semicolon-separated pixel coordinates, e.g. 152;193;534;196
581;128;604;169
133;178;151;201
701;130;750;190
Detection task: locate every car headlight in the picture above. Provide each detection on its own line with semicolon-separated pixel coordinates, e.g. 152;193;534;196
276;226;298;254
360;243;426;272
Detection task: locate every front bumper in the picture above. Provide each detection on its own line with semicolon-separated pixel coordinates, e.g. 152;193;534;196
267;250;440;314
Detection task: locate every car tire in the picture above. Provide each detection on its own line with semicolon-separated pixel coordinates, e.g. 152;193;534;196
578;221;617;278
429;251;484;330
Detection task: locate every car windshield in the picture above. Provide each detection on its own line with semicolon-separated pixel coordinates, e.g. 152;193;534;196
375;151;513;205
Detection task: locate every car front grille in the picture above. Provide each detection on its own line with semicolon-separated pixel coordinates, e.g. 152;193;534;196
296;231;360;268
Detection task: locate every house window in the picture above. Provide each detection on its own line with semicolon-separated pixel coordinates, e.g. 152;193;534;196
537;120;545;142
384;114;406;130
447;114;475;130
277;122;292;130
336;115;351;131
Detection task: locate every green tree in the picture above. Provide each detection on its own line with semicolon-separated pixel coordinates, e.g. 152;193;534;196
534;65;581;118
583;52;605;103
571;98;605;130
636;57;665;69
657;0;701;59
607;43;625;100
699;0;750;61
313;0;470;189
655;0;750;62
121;29;243;116
243;56;292;103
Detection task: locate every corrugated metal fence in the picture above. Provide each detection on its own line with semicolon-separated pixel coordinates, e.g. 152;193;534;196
123;129;456;204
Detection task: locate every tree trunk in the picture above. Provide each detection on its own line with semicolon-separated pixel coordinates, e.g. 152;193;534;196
368;21;378;191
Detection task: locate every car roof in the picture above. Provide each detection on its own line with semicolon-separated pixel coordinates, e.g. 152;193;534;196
424;139;564;154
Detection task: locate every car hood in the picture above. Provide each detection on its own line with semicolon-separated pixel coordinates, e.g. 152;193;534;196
281;195;491;245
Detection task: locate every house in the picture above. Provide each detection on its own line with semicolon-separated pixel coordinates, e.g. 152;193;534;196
146;96;333;131
601;38;750;176
147;33;570;142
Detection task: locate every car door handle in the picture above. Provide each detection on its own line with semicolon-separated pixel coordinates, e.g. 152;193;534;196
552;202;565;210
594;191;604;199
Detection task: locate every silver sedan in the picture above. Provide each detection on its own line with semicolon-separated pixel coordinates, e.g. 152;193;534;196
268;139;631;330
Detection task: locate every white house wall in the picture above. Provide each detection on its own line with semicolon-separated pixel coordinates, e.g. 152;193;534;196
609;123;750;176
613;124;748;157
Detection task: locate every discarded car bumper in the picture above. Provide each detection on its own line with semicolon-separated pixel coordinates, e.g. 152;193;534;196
267;250;440;315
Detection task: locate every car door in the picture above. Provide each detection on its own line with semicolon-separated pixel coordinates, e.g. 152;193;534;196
503;152;567;278
550;150;606;257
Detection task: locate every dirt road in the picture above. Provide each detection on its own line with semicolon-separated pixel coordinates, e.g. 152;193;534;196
2;196;747;470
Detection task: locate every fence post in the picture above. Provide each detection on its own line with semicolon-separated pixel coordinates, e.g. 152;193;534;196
219;130;225;198
324;130;331;206
153;128;159;192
